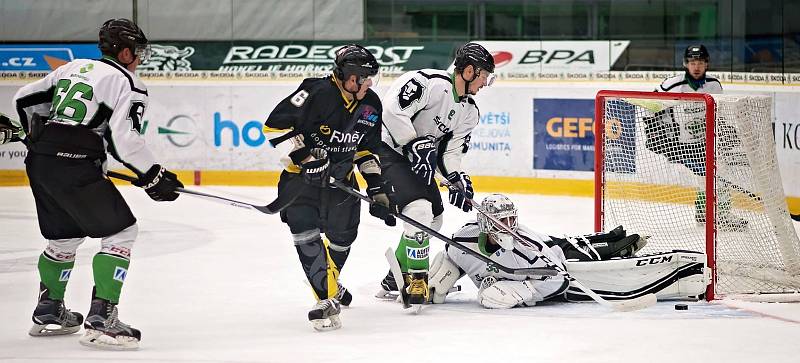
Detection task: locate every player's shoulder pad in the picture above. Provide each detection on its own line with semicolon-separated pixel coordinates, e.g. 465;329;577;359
704;76;722;86
659;74;686;92
360;88;382;109
97;58;148;95
452;222;481;241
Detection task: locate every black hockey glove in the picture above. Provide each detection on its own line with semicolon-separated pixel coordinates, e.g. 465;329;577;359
364;174;396;226
446;171;473;212
300;148;330;187
133;164;184;202
403;136;437;185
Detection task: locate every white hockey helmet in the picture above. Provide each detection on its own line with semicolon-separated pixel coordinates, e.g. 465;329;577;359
477;194;518;242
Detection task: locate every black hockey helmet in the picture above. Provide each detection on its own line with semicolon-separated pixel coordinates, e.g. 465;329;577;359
684;44;710;63
454;42;495;74
334;44;380;85
98;18;151;63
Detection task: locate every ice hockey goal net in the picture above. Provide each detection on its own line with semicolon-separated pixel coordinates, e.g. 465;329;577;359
594;90;800;300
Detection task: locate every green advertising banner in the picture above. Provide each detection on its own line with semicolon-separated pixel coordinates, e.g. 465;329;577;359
139;41;458;75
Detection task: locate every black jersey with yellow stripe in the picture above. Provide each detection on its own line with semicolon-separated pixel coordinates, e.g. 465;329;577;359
264;75;383;173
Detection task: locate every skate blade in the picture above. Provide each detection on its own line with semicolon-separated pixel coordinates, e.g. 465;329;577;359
311;315;342;332
410;304;424;314
29;323;80;337
375;289;399;300
79;330;139;350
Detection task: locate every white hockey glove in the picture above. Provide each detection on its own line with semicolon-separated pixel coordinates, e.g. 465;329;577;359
0;115;20;145
403;136;437;185
478;277;543;309
429;251;462;304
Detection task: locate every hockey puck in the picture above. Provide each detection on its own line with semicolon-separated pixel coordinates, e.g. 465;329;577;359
674;303;689;311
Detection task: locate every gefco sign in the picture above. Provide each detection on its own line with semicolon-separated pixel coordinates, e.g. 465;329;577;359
474;40;630;73
220;44;424;73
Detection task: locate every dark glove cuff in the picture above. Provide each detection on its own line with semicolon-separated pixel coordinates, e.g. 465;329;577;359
289;147;312;166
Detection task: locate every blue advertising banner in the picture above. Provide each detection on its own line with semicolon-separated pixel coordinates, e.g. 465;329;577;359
533;99;595;171
603;99;637;174
0;44;100;71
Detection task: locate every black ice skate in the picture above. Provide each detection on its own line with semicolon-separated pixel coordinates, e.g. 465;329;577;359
308;298;342;332
29;284;84;337
335;281;352;307
79;293;141;350
375;269;399;299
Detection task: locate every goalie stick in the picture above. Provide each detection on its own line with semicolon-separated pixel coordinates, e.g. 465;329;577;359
441;180;657;312
107;171;301;215
329;179;557;278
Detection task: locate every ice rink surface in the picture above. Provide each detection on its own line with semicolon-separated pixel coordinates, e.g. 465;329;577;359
1;185;799;363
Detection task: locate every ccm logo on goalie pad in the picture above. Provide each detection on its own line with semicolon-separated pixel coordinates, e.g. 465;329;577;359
406;246;430;260
635;255;673;266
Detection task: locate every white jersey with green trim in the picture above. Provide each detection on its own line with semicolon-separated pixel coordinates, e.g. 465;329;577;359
447;222;567;287
381;69;479;175
12;57;155;174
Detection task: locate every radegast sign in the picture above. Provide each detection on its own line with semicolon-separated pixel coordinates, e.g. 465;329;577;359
136;41;450;75
473;41;631;75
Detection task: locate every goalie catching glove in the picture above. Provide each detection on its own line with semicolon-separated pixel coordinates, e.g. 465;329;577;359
132;164;183;202
403;136;437;185
446;171;473;212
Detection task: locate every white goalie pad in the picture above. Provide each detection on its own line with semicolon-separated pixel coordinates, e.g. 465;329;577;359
564;251;709;301
429;251;462;304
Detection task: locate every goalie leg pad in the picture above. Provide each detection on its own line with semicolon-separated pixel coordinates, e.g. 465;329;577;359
428;251;462;304
478;278;544;309
563;251;708;301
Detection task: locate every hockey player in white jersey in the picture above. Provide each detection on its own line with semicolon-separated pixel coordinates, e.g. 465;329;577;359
656;44;722;94
11;18;183;350
650;44;746;231
429;195;708;308
376;43;495;307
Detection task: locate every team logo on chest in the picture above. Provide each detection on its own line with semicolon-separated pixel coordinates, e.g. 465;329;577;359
398;78;424;110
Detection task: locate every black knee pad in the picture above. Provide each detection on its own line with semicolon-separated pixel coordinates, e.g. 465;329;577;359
325;228;358;249
282;204;320;234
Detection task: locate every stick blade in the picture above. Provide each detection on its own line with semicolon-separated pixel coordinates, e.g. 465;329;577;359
610;293;657;312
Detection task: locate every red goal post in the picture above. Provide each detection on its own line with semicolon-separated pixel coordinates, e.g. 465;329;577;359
594;90;800;301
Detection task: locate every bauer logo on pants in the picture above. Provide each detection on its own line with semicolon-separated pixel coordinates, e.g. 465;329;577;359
59;269;72;282
113;267;128;282
406;246;430;260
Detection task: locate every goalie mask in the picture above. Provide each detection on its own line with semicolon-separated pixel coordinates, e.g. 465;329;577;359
477;194;518;248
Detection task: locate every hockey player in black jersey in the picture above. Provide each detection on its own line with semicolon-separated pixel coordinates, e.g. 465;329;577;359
375;43;495;308
11;19;183;350
263;44;394;331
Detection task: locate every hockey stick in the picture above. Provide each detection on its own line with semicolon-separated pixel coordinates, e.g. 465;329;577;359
329;179;556;277
107;170;301;215
441;181;657;312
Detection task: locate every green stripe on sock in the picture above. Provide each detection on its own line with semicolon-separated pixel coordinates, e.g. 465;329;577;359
38;253;74;300
92;253;130;304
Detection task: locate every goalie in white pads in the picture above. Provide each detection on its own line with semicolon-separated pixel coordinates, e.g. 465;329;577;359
429;194;708;308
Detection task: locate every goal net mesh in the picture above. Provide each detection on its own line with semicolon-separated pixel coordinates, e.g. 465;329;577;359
597;92;800;297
